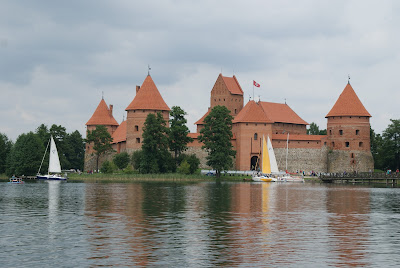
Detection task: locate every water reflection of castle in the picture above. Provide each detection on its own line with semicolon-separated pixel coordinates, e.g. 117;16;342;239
85;74;373;173
84;183;371;266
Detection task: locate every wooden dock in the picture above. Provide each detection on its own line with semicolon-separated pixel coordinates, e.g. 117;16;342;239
319;172;400;186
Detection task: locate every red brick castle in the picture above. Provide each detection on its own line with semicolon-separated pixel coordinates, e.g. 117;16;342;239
85;74;374;173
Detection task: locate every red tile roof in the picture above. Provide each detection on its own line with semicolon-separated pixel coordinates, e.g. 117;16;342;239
260;102;308;125
272;134;324;141
233;101;308;125
326;83;371;118
111;120;127;144
86;99;119;126
221;74;244;95
125;75;170;111
194;108;210;125
233;100;273;123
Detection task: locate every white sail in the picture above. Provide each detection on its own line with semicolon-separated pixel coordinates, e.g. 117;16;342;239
48;136;62;174
267;136;279;173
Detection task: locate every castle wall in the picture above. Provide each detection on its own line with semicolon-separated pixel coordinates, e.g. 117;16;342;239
326;116;371;151
327;150;374;173
275;147;329;173
272;123;307;135
233;122;273;171
126;109;169;151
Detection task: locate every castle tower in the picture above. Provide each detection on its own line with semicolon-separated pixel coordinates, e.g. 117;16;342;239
195;74;244;132
210;74;244;115
85;98;119;154
325;82;373;172
125;75;170;153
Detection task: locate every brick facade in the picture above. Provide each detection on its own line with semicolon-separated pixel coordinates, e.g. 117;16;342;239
84;74;374;174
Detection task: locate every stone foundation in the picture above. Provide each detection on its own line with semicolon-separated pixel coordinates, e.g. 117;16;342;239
327;150;374;173
274;146;329;173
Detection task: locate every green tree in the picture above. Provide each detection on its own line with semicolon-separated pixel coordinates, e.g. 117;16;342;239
64;130;85;171
113;152;130;170
141;112;173;173
0;133;13;174
380;119;400;170
86;125;114;172
7;132;44;176
198;105;236;178
169;106;193;159
131;150;143;170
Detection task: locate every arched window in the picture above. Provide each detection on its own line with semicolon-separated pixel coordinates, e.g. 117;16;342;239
254;133;258;140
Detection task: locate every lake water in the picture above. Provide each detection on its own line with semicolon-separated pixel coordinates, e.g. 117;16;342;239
1;180;400;267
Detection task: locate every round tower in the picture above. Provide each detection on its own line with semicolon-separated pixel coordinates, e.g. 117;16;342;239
125;75;170;153
325;82;373;172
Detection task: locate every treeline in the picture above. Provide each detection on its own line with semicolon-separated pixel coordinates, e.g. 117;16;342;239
371;119;400;171
0;124;85;176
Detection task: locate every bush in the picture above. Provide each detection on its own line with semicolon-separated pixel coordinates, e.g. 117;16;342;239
177;160;190;174
123;165;135;174
113;152;130;170
186;154;200;174
100;160;115;174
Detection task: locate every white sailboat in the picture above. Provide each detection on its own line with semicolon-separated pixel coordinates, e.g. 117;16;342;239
252;135;278;182
37;136;67;181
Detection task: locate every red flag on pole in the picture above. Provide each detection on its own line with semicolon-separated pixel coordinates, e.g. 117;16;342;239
253;80;260;87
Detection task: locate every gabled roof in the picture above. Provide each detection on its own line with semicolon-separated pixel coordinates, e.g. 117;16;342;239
233;100;273;123
125;75;170;111
111;120;127;144
220;74;244;95
194;108;210;125
86;99;119;126
259;102;309;125
326;83;371;118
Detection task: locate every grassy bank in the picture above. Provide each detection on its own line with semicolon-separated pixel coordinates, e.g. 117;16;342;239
67;172;251;182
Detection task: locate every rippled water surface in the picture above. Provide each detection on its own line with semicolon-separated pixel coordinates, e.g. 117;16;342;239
1;180;400;267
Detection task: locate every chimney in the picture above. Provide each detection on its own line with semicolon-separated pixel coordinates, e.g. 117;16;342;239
109;104;113;116
136;85;140;94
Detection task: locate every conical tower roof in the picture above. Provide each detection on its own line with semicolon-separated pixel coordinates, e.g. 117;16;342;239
326;83;371;118
86;99;119;126
125;75;170;111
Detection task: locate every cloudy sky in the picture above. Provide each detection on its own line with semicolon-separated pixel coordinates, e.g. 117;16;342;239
1;0;399;141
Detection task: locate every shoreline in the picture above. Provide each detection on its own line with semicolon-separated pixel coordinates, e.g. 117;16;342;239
1;173;321;183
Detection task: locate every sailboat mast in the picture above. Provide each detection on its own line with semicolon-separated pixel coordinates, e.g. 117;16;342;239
285;132;289;171
37;138;51;175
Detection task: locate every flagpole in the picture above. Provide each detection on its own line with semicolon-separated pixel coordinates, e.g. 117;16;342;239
253;82;254;101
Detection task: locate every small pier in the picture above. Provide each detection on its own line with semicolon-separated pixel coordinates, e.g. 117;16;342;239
319;172;400;186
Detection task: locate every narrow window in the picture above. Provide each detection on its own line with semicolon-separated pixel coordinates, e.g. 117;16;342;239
359;142;363;147
345;142;350;147
136;138;140;143
254;133;258;140
332;142;335;147
135;125;139;131
351;153;354;158
234;109;237;114
339;130;343;135
356;130;360;135
329;130;332;135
